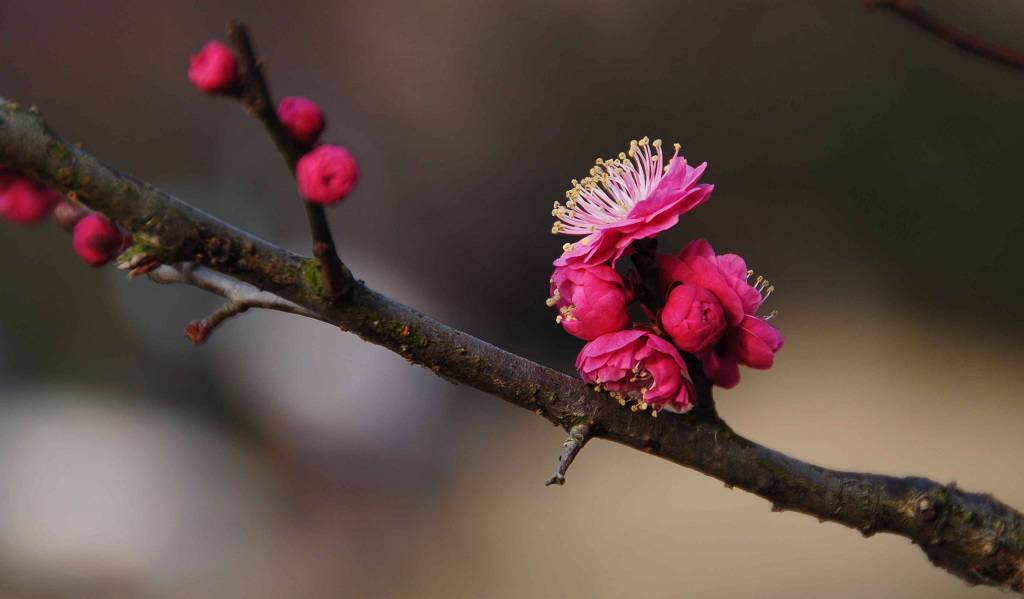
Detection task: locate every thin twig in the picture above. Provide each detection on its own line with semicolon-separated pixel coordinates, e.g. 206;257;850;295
864;0;1024;71
148;264;324;343
545;423;591;486
226;22;351;301
4;98;1024;592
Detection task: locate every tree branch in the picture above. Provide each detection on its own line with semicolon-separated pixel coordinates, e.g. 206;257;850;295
146;263;323;343
863;0;1024;71
545;423;591;486
226;22;351;302
2;97;1023;592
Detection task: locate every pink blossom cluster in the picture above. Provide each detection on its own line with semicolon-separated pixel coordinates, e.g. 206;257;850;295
188;40;358;206
1;167;131;266
547;138;783;415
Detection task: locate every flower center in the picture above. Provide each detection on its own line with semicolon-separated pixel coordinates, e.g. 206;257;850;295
550;137;680;236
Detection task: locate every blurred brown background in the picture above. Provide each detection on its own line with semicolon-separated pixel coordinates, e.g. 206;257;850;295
1;0;1023;596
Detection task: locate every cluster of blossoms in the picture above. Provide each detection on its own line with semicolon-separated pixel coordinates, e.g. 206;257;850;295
188;41;359;205
548;138;783;415
1;166;130;266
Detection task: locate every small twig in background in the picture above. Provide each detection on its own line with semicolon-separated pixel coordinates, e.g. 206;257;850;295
148;264;324;343
863;0;1024;71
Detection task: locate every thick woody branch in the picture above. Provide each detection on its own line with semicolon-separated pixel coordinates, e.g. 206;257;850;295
864;0;1024;71
226;22;351;302
147;263;323;343
2;98;1023;592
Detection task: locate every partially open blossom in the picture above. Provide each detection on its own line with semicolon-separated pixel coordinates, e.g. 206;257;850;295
657;239;766;326
576;329;694;413
657;239;782;388
72;214;129;267
548;264;632;340
660;284;726;353
698;315;784;389
296;144;359;205
188;41;238;94
277;97;326;146
0;172;61;225
551;137;713;268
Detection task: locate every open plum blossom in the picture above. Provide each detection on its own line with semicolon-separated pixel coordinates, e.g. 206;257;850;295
658;239;783;389
551;137;713;268
0;171;61;225
547;264;632;340
576;330;694;414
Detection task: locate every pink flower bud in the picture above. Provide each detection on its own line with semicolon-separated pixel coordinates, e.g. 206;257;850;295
576;330;694;413
296;145;359;205
0;172;61;225
277;97;326;146
72;214;129;267
548;264;632;340
660;284;726;353
188;41;238;94
53;199;85;231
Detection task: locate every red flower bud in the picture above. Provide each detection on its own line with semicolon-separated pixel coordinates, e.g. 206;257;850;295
188;41;238;94
277;97;326;146
660;284;726;353
0;172;60;225
72;214;129;267
296;145;359;205
548;265;632;340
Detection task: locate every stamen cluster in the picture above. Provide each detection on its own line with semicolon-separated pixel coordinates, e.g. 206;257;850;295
547;139;783;415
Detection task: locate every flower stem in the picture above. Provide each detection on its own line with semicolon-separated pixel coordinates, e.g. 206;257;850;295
227;21;351;301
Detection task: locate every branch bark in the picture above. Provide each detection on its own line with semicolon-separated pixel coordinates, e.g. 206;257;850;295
2;97;1023;592
864;0;1024;71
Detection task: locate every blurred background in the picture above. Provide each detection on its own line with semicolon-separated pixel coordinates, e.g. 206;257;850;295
1;0;1023;596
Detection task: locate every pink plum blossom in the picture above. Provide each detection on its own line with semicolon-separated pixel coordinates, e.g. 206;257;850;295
657;238;783;388
72;213;130;267
277;96;326;146
548;264;632;340
551;137;713;268
576;329;694;413
0;172;61;225
659;284;726;353
296;144;359;205
188;41;238;94
698;315;784;389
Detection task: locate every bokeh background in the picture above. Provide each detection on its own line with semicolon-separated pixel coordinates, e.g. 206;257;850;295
1;0;1023;596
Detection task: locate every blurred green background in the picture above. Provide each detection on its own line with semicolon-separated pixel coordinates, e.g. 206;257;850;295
1;0;1022;596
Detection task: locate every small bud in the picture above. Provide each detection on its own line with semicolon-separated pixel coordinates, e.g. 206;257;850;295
296;144;359;205
277;96;326;146
188;41;238;94
72;213;130;267
660;284;727;353
53;199;85;231
0;172;61;225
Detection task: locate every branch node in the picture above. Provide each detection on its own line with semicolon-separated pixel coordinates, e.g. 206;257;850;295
545;423;591;486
